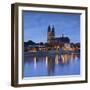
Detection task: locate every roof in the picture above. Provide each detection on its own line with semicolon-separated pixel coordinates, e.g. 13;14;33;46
51;37;70;43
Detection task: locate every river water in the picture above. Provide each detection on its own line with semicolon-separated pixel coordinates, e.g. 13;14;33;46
23;54;80;77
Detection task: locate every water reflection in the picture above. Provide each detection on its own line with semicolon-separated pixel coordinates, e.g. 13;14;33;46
24;54;80;77
34;57;37;69
55;54;59;64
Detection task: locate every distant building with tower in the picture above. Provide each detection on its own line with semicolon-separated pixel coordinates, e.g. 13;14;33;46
47;25;70;49
24;25;80;52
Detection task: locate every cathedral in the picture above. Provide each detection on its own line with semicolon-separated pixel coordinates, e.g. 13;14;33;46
24;25;73;52
47;25;70;48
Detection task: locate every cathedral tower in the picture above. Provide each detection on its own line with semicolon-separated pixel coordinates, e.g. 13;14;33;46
47;25;55;43
52;25;55;38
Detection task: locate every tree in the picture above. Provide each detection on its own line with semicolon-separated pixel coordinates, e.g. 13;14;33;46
40;42;44;45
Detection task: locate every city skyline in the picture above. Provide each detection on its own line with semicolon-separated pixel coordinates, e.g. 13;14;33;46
23;11;80;43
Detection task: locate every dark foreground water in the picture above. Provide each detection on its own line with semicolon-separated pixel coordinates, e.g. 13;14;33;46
23;54;80;77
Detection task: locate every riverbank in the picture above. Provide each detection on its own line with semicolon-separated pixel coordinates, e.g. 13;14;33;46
24;50;80;57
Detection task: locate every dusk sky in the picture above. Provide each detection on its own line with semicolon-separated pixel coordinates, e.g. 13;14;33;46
23;11;80;43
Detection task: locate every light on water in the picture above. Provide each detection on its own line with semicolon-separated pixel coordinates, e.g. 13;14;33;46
23;54;80;77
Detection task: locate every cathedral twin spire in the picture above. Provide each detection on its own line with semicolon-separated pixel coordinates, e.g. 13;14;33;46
47;25;55;43
48;25;55;36
48;25;55;32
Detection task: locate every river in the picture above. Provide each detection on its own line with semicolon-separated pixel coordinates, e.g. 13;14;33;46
23;53;80;77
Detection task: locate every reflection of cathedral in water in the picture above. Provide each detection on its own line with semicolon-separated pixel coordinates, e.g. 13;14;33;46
30;54;80;76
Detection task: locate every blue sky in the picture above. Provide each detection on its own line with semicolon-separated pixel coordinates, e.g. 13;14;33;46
23;11;80;43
